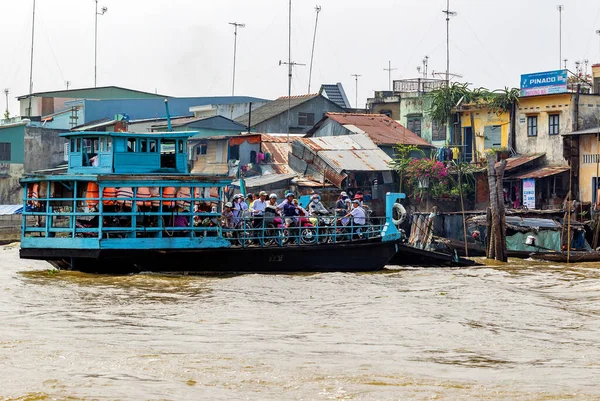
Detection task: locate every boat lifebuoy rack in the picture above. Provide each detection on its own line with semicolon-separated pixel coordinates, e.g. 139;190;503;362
392;202;407;226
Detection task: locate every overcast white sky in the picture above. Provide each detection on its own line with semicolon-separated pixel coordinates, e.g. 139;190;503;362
1;0;600;116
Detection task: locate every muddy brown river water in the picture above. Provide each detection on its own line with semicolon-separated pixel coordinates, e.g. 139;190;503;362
1;243;600;400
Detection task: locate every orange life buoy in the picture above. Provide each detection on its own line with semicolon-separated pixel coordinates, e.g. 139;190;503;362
162;187;176;208
117;187;133;208
176;187;191;210
86;182;99;208
136;187;152;208
102;187;118;206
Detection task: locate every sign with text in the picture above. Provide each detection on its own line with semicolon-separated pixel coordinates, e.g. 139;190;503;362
522;178;536;209
520;69;568;97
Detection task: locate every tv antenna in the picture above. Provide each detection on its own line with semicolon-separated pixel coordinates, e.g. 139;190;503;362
307;5;322;94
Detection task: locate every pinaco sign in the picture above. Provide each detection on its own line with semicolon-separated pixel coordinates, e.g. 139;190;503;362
520;69;568;97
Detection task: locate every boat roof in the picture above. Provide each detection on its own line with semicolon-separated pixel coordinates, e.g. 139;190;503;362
59;131;198;139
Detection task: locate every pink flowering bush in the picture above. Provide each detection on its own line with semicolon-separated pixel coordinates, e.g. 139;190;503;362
405;158;452;200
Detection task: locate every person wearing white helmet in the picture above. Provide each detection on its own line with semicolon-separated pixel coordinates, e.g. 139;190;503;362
335;191;349;216
250;191;268;228
308;194;328;216
344;199;366;237
222;202;234;228
232;194;247;225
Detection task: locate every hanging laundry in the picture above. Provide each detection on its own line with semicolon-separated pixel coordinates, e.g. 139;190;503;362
452;147;460;160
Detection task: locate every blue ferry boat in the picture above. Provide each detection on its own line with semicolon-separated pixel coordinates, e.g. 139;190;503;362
19;131;405;273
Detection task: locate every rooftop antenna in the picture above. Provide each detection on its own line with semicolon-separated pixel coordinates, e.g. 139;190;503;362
94;0;108;87
597;30;600;58
351;74;361;108
307;5;321;94
423;56;429;78
557;5;564;69
442;0;457;85
27;0;36;117
3;88;9;119
281;0;305;143
563;58;568;70
229;22;246;96
384;61;397;91
65;81;71;90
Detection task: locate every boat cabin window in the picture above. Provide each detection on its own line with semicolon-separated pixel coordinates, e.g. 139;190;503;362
127;138;136;152
82;138;98;166
139;139;147;153
178;140;184;154
149;140;157;153
98;137;111;152
160;139;176;168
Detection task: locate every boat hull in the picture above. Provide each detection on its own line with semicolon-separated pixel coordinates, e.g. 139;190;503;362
389;243;480;267
531;251;600;263
20;238;401;274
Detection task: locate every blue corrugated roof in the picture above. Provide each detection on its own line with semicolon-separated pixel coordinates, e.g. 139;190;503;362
0;205;23;215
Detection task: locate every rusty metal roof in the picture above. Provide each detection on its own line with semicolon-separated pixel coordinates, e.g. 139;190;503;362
500;153;545;171
319;150;392;173
300;134;379;153
297;134;392;173
311;112;434;148
512;166;570;179
261;141;294;174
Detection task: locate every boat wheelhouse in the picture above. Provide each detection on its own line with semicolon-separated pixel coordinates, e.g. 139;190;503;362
20;131;405;273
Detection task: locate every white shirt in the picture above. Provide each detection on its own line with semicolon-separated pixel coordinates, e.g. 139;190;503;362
251;199;267;215
349;206;366;225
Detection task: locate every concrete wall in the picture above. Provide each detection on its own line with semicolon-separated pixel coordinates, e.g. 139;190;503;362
516;93;600;165
398;93;448;147
24;127;67;173
0;123;26;163
239;141;261;166
0;163;24;204
516;93;574;164
254;97;344;134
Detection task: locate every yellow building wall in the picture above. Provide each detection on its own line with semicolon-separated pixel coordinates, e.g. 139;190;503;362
578;134;600;204
515;93;574;165
459;107;510;160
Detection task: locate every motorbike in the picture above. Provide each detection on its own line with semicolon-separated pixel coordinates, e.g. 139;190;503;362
308;210;335;244
263;205;287;246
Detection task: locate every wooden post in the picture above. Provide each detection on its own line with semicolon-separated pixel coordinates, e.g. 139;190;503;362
486;154;507;262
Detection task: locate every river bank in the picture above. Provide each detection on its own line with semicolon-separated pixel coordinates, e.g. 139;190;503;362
2;244;600;400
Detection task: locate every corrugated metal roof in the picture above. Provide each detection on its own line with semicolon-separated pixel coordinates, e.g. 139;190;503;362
512;166;570;179
316;113;434;148
562;126;600;136
72;118;115;131
231;173;297;188
300;134;378;152
261;141;293;174
501;153;545;171
235;94;319;127
319;150;393;173
320;83;351;109
0;205;23;215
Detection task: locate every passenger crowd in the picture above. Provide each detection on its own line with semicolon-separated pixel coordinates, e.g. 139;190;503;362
218;190;368;230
